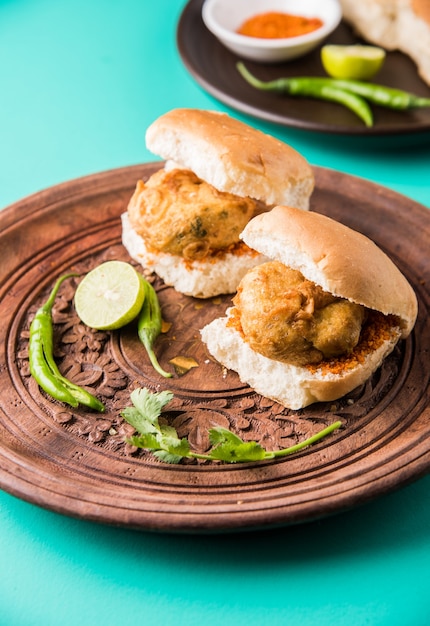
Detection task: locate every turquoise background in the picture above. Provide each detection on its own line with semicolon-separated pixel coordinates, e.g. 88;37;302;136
0;1;429;624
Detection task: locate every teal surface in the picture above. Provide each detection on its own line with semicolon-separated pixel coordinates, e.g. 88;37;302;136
0;1;429;625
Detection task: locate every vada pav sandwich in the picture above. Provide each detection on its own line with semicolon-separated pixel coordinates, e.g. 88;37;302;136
201;206;418;409
122;108;314;298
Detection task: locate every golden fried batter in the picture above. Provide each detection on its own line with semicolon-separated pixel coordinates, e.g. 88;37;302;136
233;261;366;366
127;168;258;260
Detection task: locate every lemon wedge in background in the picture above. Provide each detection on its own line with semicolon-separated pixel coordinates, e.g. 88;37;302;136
74;261;145;330
321;45;386;80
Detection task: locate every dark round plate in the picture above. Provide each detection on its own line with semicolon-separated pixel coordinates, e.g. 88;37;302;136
0;163;429;533
177;0;430;135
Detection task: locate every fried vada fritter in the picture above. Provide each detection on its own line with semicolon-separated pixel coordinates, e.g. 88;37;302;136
127;168;258;261
233;261;366;367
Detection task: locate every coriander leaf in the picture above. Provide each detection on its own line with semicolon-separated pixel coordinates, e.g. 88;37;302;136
160;435;190;456
130;387;174;426
210;440;267;463
209;427;245;447
233;441;267;462
127;432;162;449
159;424;180;439
120;387;342;465
154;450;186;464
121;406;160;435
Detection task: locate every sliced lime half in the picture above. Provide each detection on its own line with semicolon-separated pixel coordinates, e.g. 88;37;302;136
74;261;145;330
321;45;386;80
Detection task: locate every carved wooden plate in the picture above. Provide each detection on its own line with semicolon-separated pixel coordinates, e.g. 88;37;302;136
0;163;429;533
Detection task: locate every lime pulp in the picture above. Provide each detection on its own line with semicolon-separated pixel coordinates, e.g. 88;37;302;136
321;45;386;80
74;261;145;330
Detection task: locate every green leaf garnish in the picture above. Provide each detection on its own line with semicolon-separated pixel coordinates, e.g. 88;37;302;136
209;439;267;463
154;450;186;464
129;387;173;424
127;432;161;449
121;387;342;464
209;426;244;447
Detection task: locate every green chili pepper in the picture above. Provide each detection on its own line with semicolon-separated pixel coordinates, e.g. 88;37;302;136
137;280;172;378
237;62;430;124
317;78;430;110
237;62;373;126
29;274;105;412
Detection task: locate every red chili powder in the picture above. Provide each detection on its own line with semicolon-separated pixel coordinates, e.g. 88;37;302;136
237;12;324;39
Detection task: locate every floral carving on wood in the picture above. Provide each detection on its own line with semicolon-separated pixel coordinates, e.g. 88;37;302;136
16;246;404;464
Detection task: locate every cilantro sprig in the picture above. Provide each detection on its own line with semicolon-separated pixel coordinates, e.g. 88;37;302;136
121;387;342;464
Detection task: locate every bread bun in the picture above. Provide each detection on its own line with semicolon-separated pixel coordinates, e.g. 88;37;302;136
200;206;418;409
340;0;430;85
145;108;314;210
122;109;314;298
241;205;417;336
200;316;401;410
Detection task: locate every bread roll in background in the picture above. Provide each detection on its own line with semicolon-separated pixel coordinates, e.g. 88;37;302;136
122;109;314;298
201;206;418;410
340;0;430;85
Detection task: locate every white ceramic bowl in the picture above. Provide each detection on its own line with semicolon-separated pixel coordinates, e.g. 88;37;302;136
202;0;342;63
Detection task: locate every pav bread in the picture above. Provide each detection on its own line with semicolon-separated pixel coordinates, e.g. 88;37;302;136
340;0;430;85
121;108;314;298
201;206;417;409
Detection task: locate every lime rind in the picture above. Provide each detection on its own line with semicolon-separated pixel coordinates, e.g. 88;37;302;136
74;261;145;330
